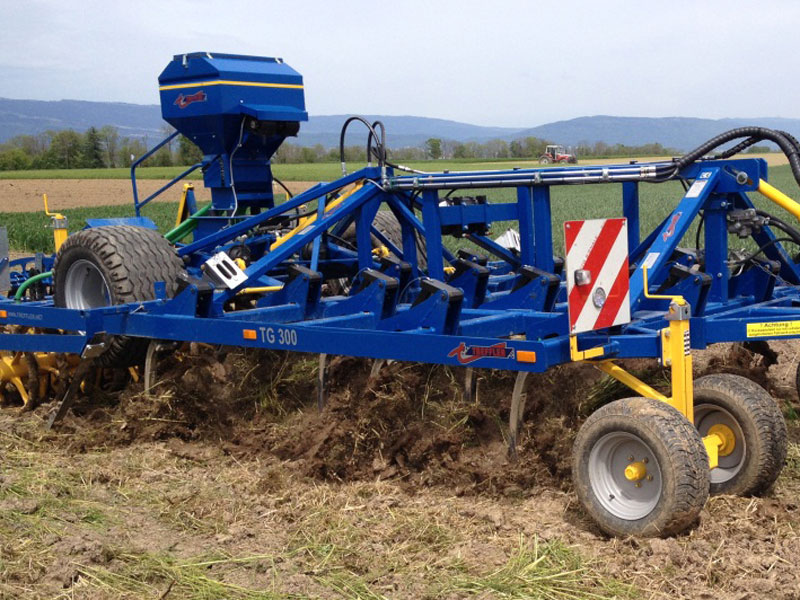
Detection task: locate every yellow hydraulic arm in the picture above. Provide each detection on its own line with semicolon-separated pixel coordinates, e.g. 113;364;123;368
570;267;727;469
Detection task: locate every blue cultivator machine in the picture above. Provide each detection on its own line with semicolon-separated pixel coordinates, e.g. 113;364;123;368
3;52;800;537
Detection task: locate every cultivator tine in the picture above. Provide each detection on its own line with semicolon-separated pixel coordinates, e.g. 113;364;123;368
463;367;476;404
143;342;158;394
369;359;385;380
317;353;328;412
46;359;93;429
46;341;106;429
508;372;531;459
143;340;179;396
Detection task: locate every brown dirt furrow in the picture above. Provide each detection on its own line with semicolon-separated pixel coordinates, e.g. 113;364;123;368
0;179;318;213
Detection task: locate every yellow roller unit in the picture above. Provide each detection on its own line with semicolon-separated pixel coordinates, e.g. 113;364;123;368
0;351;60;408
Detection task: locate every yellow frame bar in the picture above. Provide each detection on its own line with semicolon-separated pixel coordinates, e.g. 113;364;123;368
270;183;363;251
595;361;668;402
758;180;800;222
42;194;68;252
571;266;721;468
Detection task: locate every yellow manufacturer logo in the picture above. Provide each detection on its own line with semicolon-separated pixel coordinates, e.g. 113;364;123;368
746;321;800;337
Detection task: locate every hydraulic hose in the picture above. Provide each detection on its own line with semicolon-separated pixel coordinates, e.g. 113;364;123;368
754;209;800;245
14;270;52;302
675;127;800;186
729;237;797;265
272;176;294;199
339;116;385;175
366;120;385;166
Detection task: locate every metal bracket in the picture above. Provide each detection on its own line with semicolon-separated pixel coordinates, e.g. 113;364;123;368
203;252;249;289
569;335;605;361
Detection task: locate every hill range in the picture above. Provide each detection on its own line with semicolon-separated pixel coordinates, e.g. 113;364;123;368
2;97;799;151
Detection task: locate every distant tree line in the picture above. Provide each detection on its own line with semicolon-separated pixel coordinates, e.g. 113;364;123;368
0;125;203;171
272;143;428;164
0;127;777;172
422;137;682;160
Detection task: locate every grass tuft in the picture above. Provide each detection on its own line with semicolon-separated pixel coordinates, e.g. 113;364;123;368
448;536;637;599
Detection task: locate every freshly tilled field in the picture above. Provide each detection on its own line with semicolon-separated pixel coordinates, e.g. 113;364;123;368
0;342;799;599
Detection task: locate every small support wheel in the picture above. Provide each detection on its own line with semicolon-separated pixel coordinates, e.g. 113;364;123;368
694;373;787;496
573;397;710;537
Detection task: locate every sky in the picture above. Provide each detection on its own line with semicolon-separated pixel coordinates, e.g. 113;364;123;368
1;0;799;127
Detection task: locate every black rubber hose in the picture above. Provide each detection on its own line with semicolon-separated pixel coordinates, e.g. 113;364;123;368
695;211;705;249
366;120;386;165
714;136;760;159
676;127;800;186
272;175;294;199
728;236;797;265
339;116;385;173
754;209;800;245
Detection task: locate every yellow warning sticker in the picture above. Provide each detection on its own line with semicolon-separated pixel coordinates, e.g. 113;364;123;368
746;321;800;338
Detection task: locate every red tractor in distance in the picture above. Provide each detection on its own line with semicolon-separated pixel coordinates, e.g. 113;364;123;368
539;144;578;164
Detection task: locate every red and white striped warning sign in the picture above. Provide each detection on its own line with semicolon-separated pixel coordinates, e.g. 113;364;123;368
564;218;631;334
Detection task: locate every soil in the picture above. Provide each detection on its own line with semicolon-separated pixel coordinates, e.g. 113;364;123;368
1;341;800;598
0;179;317;213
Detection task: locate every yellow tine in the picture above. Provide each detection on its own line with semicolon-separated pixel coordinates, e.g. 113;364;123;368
10;377;30;406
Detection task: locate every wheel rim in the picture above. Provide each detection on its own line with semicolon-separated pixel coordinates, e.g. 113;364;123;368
695;403;745;484
64;259;112;309
588;431;663;520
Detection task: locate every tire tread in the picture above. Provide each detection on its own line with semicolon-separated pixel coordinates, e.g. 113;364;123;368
694;373;787;495
573;397;710;537
54;226;184;367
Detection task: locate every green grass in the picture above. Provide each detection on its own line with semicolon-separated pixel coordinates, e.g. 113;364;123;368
0;152;782;184
447;536;636;599
74;552;289;600
1;203;180;253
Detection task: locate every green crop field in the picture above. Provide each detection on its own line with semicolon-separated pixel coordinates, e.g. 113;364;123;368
3;165;799;259
0;159;603;183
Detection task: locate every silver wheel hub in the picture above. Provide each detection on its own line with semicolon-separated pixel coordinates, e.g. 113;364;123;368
589;432;663;521
695;403;745;484
64;259;112;309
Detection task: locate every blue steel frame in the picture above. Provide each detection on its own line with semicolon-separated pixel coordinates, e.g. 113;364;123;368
130;131;203;216
4;154;800;375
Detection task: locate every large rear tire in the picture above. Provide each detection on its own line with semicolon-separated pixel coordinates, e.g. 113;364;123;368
54;226;185;367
